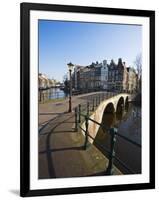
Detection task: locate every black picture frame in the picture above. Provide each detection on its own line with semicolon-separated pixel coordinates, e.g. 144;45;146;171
20;2;155;197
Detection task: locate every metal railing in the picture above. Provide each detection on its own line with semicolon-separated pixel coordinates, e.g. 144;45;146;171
74;93;141;175
38;87;129;103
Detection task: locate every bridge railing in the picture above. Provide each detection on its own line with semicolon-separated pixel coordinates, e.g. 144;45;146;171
76;91;120;126
39;88;122;103
75;91;122;124
74;96;141;175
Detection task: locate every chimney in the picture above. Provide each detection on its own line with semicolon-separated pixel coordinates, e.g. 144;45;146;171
118;58;122;65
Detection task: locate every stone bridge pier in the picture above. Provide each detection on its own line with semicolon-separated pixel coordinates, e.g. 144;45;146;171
81;93;131;143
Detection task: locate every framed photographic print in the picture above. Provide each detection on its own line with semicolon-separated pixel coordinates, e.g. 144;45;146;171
20;2;155;197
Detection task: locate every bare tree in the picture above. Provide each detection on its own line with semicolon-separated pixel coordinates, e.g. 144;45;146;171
134;53;142;78
134;53;142;92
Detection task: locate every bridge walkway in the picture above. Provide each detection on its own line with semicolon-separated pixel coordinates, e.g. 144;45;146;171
39;92;122;178
39;91;108;129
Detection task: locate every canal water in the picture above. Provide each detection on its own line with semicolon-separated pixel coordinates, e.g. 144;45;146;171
39;88;68;100
94;103;141;174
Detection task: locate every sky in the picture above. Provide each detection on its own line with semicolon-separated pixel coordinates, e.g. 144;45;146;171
39;20;142;82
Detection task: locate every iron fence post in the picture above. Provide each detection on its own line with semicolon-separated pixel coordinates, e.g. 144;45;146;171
43;92;45;103
84;115;89;150
92;99;94;111
87;102;89;116
39;90;42;102
106;127;117;175
75;107;78;132
96;96;98;107
78;104;81;123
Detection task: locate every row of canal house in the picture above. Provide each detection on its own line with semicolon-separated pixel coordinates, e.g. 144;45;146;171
38;73;56;89
72;58;138;93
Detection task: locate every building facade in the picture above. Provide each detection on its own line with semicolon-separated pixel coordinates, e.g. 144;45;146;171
38;73;56;89
71;58;137;93
127;67;138;93
72;60;108;91
107;58;129;92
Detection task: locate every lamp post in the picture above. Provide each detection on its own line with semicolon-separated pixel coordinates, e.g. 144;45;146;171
67;62;74;112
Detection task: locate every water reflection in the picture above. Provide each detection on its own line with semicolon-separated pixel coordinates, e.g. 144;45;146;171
94;103;141;174
39;88;68;101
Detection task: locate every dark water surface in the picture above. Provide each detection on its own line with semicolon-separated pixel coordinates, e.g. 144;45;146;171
94;103;141;174
40;88;67;100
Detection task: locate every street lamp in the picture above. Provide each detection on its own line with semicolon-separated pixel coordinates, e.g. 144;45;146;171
67;62;74;112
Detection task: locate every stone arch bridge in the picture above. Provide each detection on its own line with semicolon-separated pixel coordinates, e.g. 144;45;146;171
81;93;131;143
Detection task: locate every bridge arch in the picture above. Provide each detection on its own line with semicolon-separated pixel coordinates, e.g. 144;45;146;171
104;102;115;113
116;97;124;113
125;96;129;110
81;93;131;144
